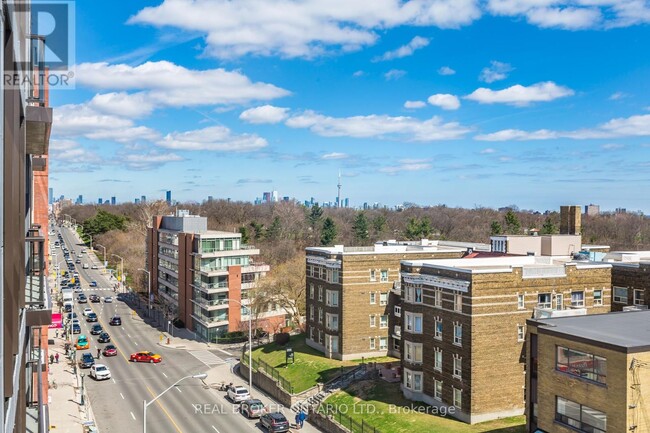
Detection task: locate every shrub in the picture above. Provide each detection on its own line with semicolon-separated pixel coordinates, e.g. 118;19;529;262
274;333;290;346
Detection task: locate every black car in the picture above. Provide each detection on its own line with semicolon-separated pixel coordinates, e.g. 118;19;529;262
72;323;81;334
89;294;100;303
109;316;121;326
90;324;103;335
75;258;81;264
80;353;95;368
260;413;290;433
64;304;72;313
98;332;111;343
86;313;98;322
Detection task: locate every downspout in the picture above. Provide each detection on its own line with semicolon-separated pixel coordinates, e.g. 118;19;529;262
0;11;6;433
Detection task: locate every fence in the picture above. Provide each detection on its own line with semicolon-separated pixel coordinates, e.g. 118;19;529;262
314;404;383;433
247;357;295;394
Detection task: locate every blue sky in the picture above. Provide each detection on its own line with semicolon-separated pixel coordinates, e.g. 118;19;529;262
49;0;650;212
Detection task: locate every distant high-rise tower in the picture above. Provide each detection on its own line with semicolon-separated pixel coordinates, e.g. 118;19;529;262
337;171;342;208
584;204;600;216
207;195;213;203
141;195;146;203
48;187;53;205
560;205;581;235
166;190;172;205
76;194;83;205
111;196;116;205
271;190;278;202
135;198;140;204
98;198;103;205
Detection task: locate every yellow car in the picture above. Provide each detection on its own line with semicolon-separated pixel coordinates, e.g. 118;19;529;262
75;335;90;350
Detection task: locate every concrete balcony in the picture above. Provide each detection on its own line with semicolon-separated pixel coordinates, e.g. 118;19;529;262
191;314;228;328
25;226;51;326
191;297;229;310
26;105;52;156
194;246;260;258
241;264;270;274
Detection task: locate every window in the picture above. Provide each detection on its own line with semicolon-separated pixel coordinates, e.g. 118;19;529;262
453;356;462;379
309;305;314;320
434;380;443;401
380;270;388;282
434;348;442;372
394;305;401;317
454;293;462;312
306;265;312;277
593;289;603;306
517;294;525;309
393;340;400;351
326;290;339;307
613;286;628;304
330;269;340;284
431;289;441;307
380;315;388;329
379;337;388;350
556;397;607;433
309;284;314;299
370;269;376;282
571;291;585;307
413;372;422;392
634;289;644;306
318;308;323;324
318;330;323;344
405;312;423;334
309;327;314;341
453;323;462;346
403;369;423;392
452;388;462;409
380;292;388;306
326;313;339;331
538;293;552;309
369;338;376;350
405;285;422;303
318;286;323;302
393;325;401;336
327;336;339;353
369;292;376;305
405;342;423;363
434;318;443;340
517;325;525;342
556;346;607;384
369;315;376;327
555;293;564;310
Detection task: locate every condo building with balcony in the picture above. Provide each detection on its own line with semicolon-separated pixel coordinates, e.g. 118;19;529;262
147;211;283;342
398;255;612;424
600;251;650;312
304;239;490;361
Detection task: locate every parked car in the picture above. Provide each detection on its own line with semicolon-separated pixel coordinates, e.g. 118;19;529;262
109;315;121;326
102;344;117;357
65;312;78;322
89;281;98;288
227;386;250;403
72;323;81;334
259;412;290;433
86;312;98;322
129;351;162;363
240;399;265;418
64;304;72;313
90;364;111;380
90;324;103;335
75;335;89;350
91;264;98;270
98;332;111;343
79;353;95;368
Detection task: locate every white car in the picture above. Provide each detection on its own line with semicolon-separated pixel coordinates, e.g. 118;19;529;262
104;296;113;303
81;249;87;254
82;307;93;316
91;264;98;270
227;386;250;403
90;364;111;380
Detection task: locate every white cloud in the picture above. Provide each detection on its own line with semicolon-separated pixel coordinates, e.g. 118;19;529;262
49;139;102;164
285;110;470;141
131;0;481;59
384;69;407;80
76;61;290;107
240;105;290;124
120;151;185;170
373;36;430;61
480;148;496;154
479;60;514;83
380;159;432;174
404;100;427;109
160;126;268;152
475;113;650;141
465;81;574;106
526;6;601;29
438;66;456;75
88;92;156;118
427;93;461;110
609;91;627;100
601;143;624;150
352;70;365;77
321;152;349;160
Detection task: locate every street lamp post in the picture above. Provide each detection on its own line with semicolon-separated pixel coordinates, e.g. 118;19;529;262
224;298;253;391
142;373;207;433
95;243;107;274
112;254;124;292
80;373;85;406
138;268;151;317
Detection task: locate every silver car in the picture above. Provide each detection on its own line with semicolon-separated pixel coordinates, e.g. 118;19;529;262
90;364;111;380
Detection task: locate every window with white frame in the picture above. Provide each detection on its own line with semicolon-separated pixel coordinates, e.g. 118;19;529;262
331;269;339;284
326;290;339;307
318;330;323;344
452;387;462;409
326;335;339;353
405;341;423;364
369;337;376;350
370;269;376;282
517;293;525;309
405;312;423;334
517;325;525;342
571;291;585;307
393;325;401;336
538;293;552;309
309;327;314;341
380;292;388;306
380;315;388;329
403;369;423;392
309;284;314;299
379;337;388;350
434;289;442;308
634;289;644;306
318;286;323;302
454;293;462;312
369;315;376;327
370;292;376;304
555;396;606;433
453;323;462;346
613;286;628;304
394;305;401;317
434;380;443;401
413;372;422;392
593;289;603;306
306;265;312;277
434;348;442;371
453;355;462;379
434;318;443;340
326;313;339;331
309;305;314;320
380;270;389;282
393;339;400;351
318;308;323;324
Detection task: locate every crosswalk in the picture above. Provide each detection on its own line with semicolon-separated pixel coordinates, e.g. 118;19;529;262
189;350;225;366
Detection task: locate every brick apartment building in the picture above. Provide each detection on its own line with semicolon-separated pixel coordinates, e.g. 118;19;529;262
305;240;490;360
147;211;284;342
600;251;650;312
526;310;650;432
399;255;612;424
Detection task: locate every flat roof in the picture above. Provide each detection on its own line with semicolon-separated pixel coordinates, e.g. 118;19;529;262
532;310;650;352
306;239;490;256
402;255;611;273
198;230;241;238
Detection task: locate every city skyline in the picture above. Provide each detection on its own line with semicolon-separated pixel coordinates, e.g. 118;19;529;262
49;2;650;212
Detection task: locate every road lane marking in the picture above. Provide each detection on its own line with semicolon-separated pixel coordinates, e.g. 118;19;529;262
162;372;168;378
130;412;136;420
211;426;219;432
127;333;131;338
112;378;116;384
175;387;182;393
120;393;125;400
145;385;184;433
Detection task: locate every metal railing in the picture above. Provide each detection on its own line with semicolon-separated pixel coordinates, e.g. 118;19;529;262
316;403;383;433
244;357;295;394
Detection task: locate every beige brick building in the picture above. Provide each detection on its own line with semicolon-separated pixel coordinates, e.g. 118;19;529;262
526;310;650;433
602;251;650;312
399;256;612;424
304;240;489;360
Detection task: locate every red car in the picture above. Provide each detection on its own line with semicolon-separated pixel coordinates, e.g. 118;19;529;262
102;344;117;357
130;351;162;363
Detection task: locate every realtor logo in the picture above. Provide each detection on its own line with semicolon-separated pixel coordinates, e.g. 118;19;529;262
31;1;71;70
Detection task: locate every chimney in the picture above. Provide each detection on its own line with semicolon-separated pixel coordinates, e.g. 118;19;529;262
560;206;581;235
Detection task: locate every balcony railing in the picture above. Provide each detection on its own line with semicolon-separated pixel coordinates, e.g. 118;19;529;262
26;225;52;326
192;297;229;309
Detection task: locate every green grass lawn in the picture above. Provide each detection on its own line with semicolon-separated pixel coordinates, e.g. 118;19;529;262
249;334;398;394
322;380;525;433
